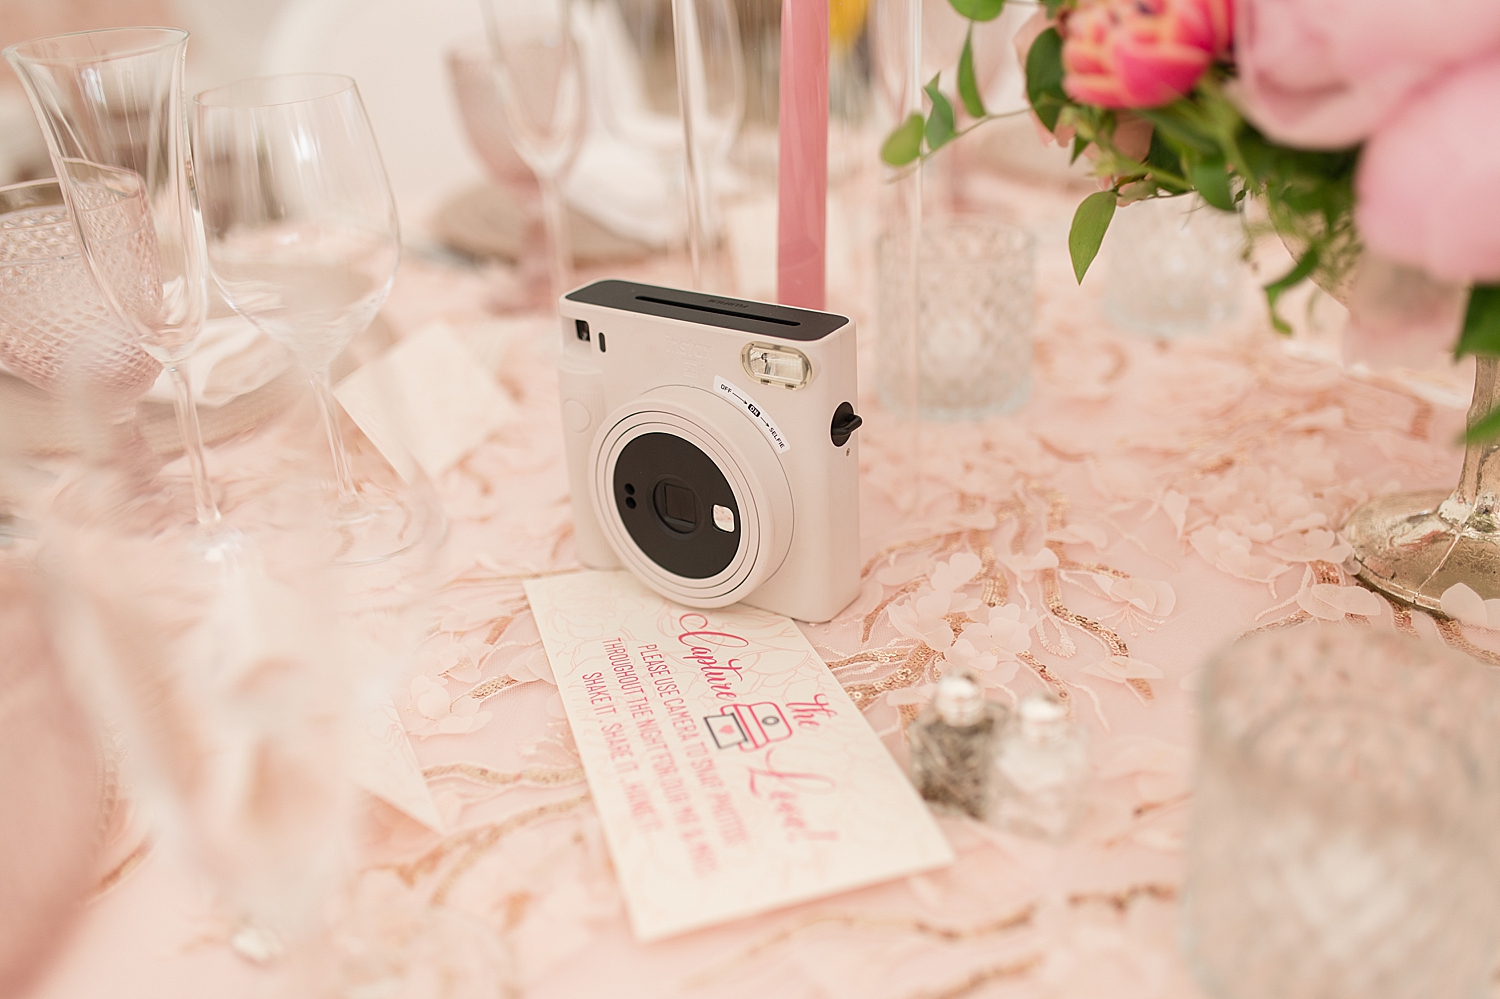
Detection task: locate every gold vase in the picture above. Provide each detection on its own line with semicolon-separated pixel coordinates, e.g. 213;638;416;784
1344;355;1500;610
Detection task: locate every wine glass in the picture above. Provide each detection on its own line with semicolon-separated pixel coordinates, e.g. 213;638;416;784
446;44;552;307
5;28;222;527
589;0;744;287
192;73;417;563
477;0;587;303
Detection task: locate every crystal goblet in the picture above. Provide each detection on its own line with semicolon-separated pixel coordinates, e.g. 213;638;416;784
193;73;429;564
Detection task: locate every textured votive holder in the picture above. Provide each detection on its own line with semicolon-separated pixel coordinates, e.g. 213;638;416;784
877;217;1034;422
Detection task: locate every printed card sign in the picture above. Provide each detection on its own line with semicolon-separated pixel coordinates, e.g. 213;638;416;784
524;570;954;942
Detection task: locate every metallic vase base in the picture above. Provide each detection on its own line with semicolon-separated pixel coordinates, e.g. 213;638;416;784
1343;489;1500;612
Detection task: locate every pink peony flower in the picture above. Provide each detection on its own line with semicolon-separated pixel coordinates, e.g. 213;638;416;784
1355;54;1500;285
1062;0;1233;109
1233;0;1500;149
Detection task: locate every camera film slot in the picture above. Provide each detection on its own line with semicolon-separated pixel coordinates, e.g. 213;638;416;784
712;376;791;453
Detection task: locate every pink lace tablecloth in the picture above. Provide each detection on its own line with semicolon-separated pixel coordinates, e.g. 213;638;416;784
24;177;1496;999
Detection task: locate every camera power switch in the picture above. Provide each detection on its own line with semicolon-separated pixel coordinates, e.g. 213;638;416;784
830;402;862;447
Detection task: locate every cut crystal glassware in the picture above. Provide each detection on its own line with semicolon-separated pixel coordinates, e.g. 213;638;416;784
0;179;160;404
877;218;1034;421
1184;625;1500;999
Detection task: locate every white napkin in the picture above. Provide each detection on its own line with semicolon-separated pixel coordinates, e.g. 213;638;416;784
333;320;518;483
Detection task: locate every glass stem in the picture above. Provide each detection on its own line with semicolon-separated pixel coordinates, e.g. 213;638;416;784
1453;355;1500;531
671;0;706;290
311;369;359;508
537;174;574;305
167;364;221;526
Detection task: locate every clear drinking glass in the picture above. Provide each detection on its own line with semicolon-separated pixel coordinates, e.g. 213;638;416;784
478;0;586;303
193;74;415;563
1184;626;1500;999
1101;196;1243;338
5;28;221;526
877;217;1034;421
0;179;161;405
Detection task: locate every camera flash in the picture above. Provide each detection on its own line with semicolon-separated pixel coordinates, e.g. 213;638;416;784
712;504;735;532
742;343;811;389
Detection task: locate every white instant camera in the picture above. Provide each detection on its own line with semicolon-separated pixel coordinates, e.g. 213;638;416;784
557;280;862;623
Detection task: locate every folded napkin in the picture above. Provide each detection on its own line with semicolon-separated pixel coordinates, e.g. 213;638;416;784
429;182;653;266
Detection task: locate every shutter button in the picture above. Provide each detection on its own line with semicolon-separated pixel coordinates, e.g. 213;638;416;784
830;402;862;447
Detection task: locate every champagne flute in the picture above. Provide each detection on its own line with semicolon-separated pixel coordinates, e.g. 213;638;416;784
193;74;413;563
5;27;222;527
478;0;587;303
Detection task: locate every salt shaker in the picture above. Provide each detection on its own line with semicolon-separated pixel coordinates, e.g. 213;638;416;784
992;692;1088;840
908;670;1007;819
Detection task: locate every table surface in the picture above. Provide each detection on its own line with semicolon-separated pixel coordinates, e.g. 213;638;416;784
22;171;1496;999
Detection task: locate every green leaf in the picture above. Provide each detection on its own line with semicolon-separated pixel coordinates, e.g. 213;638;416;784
1262;247;1320;333
881;112;925;167
1044;0;1069;13
1145;130;1180;175
1455;284;1500;358
923;75;956;151
1069;133;1089;164
1189;154;1234;211
948;0;1006;21
1068;190;1117;284
957;27;986;119
1025;27;1067;133
1135;103;1217;154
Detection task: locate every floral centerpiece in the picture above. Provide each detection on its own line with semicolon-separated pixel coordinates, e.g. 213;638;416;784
882;0;1500;609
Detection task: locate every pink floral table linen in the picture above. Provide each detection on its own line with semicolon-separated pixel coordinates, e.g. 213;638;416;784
21;178;1495;999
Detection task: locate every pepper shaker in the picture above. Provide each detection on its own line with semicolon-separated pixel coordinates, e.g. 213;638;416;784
908;670;1007;819
992;692;1088;840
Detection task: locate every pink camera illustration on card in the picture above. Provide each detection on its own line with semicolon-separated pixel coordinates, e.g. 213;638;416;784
705;702;793;751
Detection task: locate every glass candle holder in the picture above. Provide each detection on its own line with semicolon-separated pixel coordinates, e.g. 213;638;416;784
1101;196;1242;338
877;217;1034;421
1184;626;1500;999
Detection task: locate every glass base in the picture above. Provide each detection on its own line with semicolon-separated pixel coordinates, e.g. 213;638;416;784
328;479;447;567
1342;489;1500;611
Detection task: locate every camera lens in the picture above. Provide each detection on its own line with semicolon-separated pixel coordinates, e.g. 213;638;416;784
612;432;740;579
654;481;698;533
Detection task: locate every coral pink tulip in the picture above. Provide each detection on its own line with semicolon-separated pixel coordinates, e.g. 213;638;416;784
1063;0;1233;109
